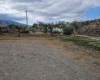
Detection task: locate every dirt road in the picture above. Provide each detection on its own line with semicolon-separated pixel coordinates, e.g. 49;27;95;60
0;38;100;80
76;35;100;40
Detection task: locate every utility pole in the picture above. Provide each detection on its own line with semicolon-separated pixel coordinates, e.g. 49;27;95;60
26;10;28;28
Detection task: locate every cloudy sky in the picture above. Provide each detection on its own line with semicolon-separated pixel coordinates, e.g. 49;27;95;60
0;0;100;25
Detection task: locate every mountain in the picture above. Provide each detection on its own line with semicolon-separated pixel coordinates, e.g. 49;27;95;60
0;20;26;27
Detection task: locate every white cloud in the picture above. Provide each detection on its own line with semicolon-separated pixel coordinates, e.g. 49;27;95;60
0;0;100;24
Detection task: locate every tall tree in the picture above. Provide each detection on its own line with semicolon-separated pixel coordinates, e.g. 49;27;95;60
38;22;48;34
31;23;38;28
57;21;66;32
0;27;2;34
71;21;82;36
47;23;55;36
15;25;26;36
7;24;15;32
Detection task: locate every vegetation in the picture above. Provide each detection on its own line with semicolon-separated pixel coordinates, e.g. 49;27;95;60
61;37;100;51
84;21;90;25
93;61;100;66
31;23;38;29
38;22;57;36
0;30;100;52
6;24;28;36
71;21;83;36
29;23;38;33
15;25;27;36
0;27;2;34
1;20;100;51
38;22;48;34
63;24;74;35
7;24;16;32
30;27;36;33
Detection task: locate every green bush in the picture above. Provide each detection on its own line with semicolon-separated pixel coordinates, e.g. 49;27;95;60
32;29;36;32
63;25;74;35
23;30;29;34
71;21;83;30
30;27;36;33
53;30;60;34
43;29;47;33
84;21;90;25
63;38;100;51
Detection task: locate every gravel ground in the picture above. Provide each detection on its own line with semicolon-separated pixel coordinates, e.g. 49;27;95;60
0;40;100;80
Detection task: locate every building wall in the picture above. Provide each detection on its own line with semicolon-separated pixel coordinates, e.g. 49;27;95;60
53;27;63;32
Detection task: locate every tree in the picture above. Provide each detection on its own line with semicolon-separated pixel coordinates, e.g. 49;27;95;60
38;22;62;36
0;27;2;34
57;21;66;32
30;23;38;33
63;24;74;35
43;23;48;34
38;22;48;34
71;21;82;36
30;27;36;33
7;24;16;32
15;25;27;36
31;23;38;29
47;23;55;36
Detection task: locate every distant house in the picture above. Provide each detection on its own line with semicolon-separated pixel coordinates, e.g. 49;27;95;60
53;27;63;32
0;21;2;27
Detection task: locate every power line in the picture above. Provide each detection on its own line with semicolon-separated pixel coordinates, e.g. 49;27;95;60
0;0;64;16
28;0;64;12
27;0;64;25
0;0;64;24
0;0;64;15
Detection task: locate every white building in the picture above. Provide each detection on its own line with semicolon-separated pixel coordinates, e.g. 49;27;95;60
53;27;63;32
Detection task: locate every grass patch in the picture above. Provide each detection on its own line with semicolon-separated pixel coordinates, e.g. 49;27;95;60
1;33;100;51
61;37;100;51
0;33;56;38
93;61;100;66
74;57;80;60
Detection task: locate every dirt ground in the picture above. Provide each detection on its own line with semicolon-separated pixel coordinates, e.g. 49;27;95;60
0;36;100;80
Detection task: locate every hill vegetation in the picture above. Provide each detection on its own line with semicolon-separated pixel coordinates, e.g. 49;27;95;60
78;19;100;36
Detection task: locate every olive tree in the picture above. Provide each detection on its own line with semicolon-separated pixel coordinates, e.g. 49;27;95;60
38;22;48;34
0;27;2;34
7;24;16;32
71;21;82;36
63;24;74;35
47;23;58;36
15;25;27;36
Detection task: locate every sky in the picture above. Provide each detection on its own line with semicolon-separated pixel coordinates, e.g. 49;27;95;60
0;0;100;25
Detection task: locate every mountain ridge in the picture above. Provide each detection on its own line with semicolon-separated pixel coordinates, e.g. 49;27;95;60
0;20;31;27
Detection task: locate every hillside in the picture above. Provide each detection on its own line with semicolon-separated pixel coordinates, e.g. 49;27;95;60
78;19;100;36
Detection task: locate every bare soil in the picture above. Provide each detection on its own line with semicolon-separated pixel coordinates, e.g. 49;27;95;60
0;36;100;80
